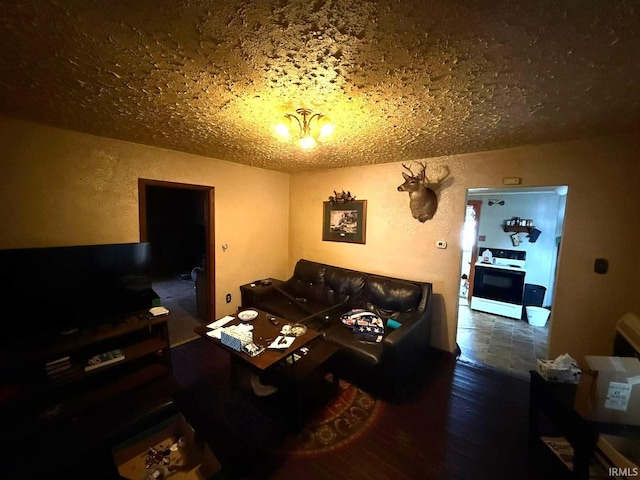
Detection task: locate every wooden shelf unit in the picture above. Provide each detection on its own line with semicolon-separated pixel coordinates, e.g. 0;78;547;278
0;313;172;421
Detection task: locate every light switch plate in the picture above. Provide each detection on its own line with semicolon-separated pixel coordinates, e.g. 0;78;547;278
503;177;522;185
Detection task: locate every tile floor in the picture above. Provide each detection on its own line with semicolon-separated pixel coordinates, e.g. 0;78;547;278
456;298;549;378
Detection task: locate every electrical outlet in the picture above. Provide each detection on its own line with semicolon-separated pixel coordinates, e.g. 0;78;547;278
225;293;232;303
436;240;447;249
594;258;608;274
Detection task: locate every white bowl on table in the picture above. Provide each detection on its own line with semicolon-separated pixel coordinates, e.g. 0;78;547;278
238;309;258;322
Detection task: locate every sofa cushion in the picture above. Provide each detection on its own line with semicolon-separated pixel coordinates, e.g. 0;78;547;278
321;321;383;367
256;293;330;323
285;259;327;305
255;296;309;322
324;266;367;307
362;276;423;321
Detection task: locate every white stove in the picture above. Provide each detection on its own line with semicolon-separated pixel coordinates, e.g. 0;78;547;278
471;248;527;319
475;257;526;272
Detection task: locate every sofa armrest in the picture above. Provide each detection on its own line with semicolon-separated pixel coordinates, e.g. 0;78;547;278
381;301;433;386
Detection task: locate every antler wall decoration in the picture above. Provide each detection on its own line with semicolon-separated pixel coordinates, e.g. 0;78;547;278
328;190;356;205
397;161;450;222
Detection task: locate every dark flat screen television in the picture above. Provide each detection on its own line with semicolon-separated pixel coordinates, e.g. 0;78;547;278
0;242;153;340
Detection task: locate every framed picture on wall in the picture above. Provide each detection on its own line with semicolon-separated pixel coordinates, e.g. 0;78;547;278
322;200;367;244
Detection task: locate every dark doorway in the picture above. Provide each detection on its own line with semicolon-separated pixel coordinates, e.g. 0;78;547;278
138;179;215;347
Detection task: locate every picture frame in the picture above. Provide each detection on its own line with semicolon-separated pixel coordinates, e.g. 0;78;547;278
322;200;367;244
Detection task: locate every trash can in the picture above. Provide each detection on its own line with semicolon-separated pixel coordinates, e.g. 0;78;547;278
521;284;546;320
526;306;550;327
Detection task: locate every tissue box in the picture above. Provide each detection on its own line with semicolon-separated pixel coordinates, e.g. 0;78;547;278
221;329;252;352
537;359;582;384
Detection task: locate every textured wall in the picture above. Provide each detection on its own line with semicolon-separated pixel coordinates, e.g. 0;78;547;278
2;113;639;364
0;116;290;318
289;133;640;363
1;1;639;172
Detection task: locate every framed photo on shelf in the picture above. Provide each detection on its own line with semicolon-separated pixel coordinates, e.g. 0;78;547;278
322;200;367;244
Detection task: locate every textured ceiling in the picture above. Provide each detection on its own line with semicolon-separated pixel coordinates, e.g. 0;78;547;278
1;1;639;173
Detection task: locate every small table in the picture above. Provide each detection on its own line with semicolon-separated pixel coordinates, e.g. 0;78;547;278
194;308;339;428
239;278;285;313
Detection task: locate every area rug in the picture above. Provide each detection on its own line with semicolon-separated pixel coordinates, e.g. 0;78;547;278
220;374;385;458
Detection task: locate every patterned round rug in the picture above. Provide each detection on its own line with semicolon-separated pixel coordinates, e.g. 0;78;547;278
220;374;385;458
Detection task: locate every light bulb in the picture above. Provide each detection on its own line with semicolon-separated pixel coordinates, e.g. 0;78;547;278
299;136;316;149
319;122;335;139
317;116;334;141
274;122;290;139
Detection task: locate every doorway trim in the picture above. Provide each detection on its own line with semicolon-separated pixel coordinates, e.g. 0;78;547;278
138;178;216;323
465;200;483;303
456;185;568;371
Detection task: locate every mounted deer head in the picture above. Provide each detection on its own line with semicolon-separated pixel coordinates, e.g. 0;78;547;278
397;161;450;222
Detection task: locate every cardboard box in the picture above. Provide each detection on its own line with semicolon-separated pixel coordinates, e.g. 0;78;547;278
112;414;221;480
537;358;582;384
598;433;640;472
582;356;640;426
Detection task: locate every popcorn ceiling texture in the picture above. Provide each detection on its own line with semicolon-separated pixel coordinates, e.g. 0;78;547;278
1;0;639;173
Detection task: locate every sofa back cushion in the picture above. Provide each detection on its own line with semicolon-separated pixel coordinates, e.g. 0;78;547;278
287;260;368;306
362;276;425;321
324;266;367;307
285;260;430;318
286;259;327;302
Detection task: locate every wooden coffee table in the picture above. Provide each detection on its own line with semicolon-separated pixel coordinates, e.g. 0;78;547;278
194;308;323;371
194;308;339;428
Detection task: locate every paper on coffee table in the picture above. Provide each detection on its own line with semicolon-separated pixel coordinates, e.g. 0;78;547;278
206;315;235;329
268;336;295;349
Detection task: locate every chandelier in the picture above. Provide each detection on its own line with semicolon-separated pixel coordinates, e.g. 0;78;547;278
274;108;335;149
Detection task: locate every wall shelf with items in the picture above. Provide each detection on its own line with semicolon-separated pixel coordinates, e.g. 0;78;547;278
503;224;535;233
503;217;535;233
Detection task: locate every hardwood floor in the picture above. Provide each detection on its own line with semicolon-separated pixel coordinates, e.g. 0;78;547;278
169;338;563;480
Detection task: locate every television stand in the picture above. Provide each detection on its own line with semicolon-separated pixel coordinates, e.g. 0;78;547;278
111;316;129;328
0;313;174;478
59;326;81;336
0;312;172;426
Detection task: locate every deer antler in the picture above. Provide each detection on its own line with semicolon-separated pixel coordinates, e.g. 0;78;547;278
416;161;428;181
401;163;415;176
424;165;450;187
402;162;428;181
435;165;450;183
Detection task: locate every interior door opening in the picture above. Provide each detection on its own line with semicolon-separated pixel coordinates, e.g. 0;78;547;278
138;179;215;347
456;185;568;376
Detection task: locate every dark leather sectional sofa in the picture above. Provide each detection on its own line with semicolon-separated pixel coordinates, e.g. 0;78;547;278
240;259;434;396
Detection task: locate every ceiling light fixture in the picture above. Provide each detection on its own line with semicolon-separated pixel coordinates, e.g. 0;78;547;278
274;108;334;149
